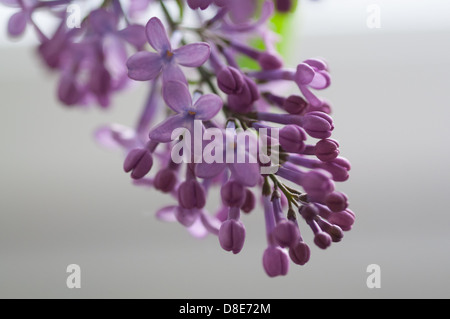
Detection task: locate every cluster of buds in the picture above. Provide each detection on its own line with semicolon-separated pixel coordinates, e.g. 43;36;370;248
2;0;354;277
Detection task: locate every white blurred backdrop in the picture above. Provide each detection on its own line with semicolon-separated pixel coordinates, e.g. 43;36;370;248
1;0;450;298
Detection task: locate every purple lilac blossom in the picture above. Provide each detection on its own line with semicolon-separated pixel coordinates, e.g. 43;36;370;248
1;0;355;278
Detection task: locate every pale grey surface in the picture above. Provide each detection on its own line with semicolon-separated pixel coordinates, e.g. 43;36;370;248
1;2;450;299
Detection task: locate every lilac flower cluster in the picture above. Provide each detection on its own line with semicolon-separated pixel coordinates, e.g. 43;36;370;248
2;0;355;277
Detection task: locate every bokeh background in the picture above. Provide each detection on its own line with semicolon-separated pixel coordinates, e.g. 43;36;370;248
1;0;449;298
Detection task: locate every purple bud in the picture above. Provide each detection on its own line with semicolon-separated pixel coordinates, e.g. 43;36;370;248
283;95;308;115
123;148;153;180
178;180;206;209
227;77;259;113
289;241;310;265
325;191;348;212
322;157;351;182
219;219;246;254
154;168;177;193
314;232;332;249
328;209;355;231
241;189;256;214
299;204;319;222
58;75;85;106
262;246;289;277
221;181;246;207
302;111;334;139
327;225;344;243
258;52;283;70
279;125;307;153
217;67;245;95
272;220;301;248
302;169;334;201
314;139;340;162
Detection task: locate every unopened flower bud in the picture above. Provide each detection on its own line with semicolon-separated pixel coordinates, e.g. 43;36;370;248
283;95;308;115
123;148;153;179
263;246;289;277
241;189;256;213
178;180;206;209
154;168;177;193
219;219;246;254
302;111;334;139
327;224;344;243
272;220;301;248
325;191;348;212
299;204;319;222
258;52;283;70
314;231;332;249
314;139;340;162
279;124;307;153
322;157;351;182
289;241;310;265
328;209;355;231
221;181;246;207
302;169;334;201
217;66;245;95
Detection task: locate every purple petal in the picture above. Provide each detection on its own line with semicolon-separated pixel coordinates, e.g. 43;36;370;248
103;35;128;88
304;58;328;71
195;162;227;179
155;206;178;222
58;73;85;106
299;85;322;108
193;94;223;121
295;63;315;85
117;24;147;49
200;212;221;236
126;51;162;81
162;80;192;113
7;11;28;37
229;161;261;187
309;70;331;90
162;62;187;83
149;114;191;143
145;17;171;52
173;42;210;67
94;124;139;150
187;217;209;238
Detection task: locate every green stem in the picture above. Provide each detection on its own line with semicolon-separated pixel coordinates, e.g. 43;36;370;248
159;0;177;30
269;174;299;208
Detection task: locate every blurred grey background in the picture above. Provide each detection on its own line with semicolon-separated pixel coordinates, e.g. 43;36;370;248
1;0;450;298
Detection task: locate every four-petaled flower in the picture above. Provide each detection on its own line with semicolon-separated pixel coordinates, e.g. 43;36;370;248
149;80;223;143
127;17;211;83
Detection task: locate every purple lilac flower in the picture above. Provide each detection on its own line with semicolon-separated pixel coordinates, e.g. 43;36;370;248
1;0;356;278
